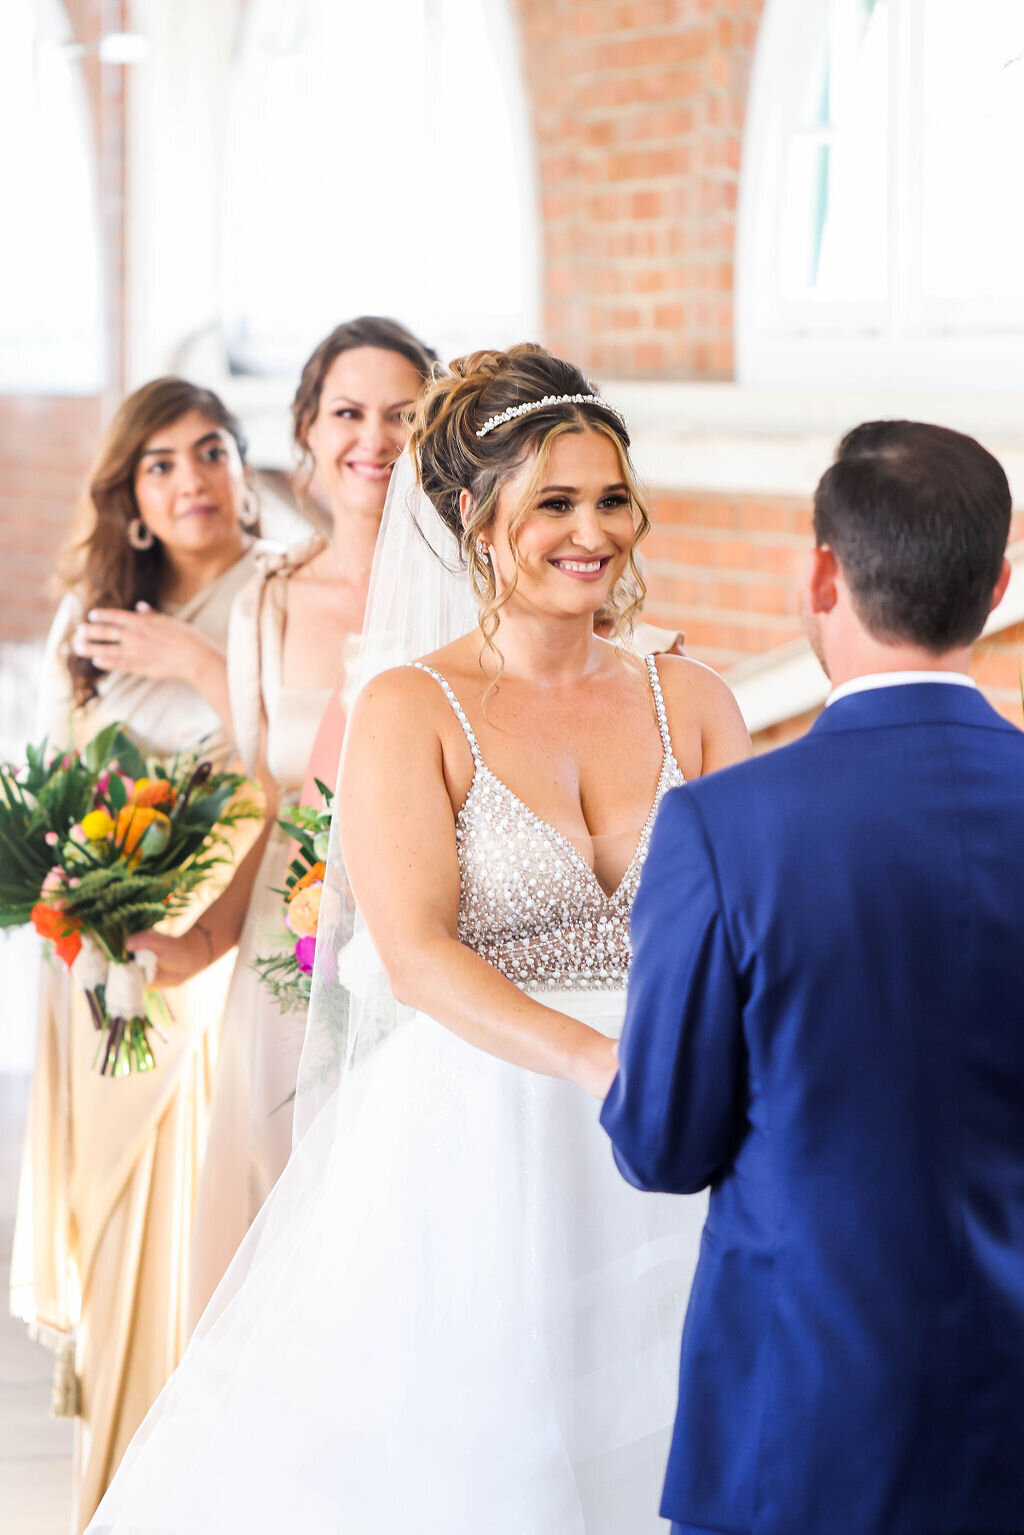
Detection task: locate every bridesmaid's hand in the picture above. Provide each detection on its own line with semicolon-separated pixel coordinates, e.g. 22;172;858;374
126;924;212;988
72;604;221;681
573;1032;619;1101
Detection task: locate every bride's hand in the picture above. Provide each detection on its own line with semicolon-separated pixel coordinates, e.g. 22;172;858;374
573;1033;619;1100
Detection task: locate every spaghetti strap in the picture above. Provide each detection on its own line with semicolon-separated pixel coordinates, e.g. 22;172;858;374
644;653;674;758
411;663;483;767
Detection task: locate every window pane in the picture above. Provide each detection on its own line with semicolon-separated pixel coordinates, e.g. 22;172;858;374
922;0;1024;303
223;0;538;374
779;0;888;305
0;0;102;393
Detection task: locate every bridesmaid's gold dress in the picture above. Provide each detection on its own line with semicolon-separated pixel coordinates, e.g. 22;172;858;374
10;548;259;1533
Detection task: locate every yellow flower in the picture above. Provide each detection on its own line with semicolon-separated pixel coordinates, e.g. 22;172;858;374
80;809;115;841
286;883;321;939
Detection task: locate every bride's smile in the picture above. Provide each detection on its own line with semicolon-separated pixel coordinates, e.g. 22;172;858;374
486;427;638;619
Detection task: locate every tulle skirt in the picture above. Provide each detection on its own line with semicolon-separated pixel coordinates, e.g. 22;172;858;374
89;991;706;1533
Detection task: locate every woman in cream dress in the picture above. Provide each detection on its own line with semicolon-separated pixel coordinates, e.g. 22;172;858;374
135;318;437;1325
11;378;260;1532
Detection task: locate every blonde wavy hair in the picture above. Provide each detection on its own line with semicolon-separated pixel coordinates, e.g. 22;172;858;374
410;344;650;677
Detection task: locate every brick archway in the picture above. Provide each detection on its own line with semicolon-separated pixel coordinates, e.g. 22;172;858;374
514;0;766;381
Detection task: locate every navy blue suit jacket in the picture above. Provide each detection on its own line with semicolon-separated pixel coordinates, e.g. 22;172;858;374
601;682;1024;1535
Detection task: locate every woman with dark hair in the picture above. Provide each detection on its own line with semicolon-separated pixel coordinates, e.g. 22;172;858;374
11;377;261;1532
88;346;750;1535
130;317;436;1321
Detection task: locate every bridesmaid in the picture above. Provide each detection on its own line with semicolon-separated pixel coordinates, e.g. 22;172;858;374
135;316;436;1326
10;377;261;1533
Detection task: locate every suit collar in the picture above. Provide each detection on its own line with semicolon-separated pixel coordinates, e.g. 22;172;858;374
826;671;977;707
810;679;1017;736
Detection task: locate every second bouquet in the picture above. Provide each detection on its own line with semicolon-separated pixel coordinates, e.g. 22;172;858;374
0;722;260;1074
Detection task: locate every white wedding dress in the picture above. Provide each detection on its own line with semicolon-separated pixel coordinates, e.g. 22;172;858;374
88;653;707;1534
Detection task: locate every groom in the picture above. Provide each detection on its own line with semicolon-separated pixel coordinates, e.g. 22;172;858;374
602;420;1024;1535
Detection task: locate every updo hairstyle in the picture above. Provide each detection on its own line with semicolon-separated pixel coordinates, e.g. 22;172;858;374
410;343;651;661
291;315;437;509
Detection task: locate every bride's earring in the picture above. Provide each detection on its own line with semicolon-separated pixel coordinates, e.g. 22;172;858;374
127;517;155;551
475;539;491;562
239;494;259;529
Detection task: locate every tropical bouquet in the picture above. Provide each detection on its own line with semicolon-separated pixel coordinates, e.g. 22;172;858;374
0;723;259;1074
252;783;333;1014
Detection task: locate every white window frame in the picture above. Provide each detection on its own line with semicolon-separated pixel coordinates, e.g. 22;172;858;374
737;0;1024;391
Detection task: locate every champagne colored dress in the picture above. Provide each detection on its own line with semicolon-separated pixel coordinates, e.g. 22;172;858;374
186;536;344;1328
10;549;258;1533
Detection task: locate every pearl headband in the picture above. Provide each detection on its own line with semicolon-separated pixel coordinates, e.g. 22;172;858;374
475;392;624;439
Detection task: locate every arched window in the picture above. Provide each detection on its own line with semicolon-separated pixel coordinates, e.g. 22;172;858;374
222;0;540;374
737;0;1024;389
0;0;102;393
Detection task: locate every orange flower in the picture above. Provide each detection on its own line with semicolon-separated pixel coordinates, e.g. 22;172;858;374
289;862;326;900
116;803;160;856
132;777;177;810
31;903;83;969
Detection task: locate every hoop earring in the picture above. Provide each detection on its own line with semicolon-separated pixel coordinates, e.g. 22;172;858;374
127;518;155;551
239;495;259;529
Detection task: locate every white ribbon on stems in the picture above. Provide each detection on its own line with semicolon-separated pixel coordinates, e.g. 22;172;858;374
105;950;158;1017
70;934;107;992
72;936;158;1017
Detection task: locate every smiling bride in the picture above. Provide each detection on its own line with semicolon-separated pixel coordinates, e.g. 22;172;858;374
88;344;751;1535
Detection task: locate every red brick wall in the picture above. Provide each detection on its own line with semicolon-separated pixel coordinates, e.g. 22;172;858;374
641;489;810;669
0;397;101;641
969;622;1024;728
515;0;764;380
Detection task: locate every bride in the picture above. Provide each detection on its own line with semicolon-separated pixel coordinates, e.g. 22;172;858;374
88;344;751;1534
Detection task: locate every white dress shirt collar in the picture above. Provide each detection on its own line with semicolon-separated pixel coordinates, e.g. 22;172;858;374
825;671;979;708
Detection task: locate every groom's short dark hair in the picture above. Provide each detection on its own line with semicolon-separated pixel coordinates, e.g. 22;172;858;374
814;420;1011;651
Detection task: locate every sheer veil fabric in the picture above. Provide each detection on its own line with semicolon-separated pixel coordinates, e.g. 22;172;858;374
291;448;477;1139
87;447;705;1534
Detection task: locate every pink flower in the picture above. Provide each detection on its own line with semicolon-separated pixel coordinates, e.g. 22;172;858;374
95;771;134;806
44;831;59;846
294;936;317;975
42;868;65;895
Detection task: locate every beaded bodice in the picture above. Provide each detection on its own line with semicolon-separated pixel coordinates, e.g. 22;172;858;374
414;656;686;991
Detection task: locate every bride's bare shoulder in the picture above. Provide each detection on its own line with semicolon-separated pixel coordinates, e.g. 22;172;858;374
346;656;469;742
652;652;753;768
653;651;733;704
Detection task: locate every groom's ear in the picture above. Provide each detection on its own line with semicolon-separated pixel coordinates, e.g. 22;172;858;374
989;556;1012;614
806;545;839;615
